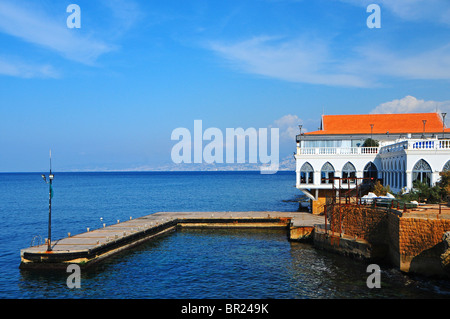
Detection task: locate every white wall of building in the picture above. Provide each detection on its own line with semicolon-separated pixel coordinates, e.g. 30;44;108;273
296;138;450;194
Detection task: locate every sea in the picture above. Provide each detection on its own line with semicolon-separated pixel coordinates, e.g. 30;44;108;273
0;171;450;300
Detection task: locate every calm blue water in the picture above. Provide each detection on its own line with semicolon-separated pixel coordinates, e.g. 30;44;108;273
0;171;450;299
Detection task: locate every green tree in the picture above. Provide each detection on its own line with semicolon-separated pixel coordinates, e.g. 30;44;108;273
399;181;441;204
372;180;391;196
363;138;379;147
436;170;450;202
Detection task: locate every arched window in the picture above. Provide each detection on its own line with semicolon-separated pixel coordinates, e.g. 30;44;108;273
412;159;432;186
300;162;314;184
342;162;356;184
444;160;450;171
363;162;378;182
321;162;335;184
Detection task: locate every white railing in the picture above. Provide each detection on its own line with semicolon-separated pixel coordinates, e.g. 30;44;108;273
411;140;437;149
296;139;450;156
440;140;450;149
413;139;450;149
410;139;450;149
379;139;450;153
380;141;408;153
297;147;379;155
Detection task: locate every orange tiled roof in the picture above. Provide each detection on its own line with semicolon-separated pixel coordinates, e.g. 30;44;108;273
305;113;449;135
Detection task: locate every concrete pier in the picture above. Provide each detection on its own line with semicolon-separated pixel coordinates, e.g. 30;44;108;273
20;211;323;270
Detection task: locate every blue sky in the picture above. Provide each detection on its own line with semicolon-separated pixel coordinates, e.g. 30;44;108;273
0;0;449;172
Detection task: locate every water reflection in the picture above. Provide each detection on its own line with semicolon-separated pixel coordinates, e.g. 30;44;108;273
17;229;450;299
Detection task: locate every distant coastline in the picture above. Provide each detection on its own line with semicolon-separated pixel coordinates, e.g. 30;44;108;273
1;155;296;173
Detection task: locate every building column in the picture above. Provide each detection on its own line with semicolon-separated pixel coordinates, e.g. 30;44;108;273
311;189;330;215
432;172;441;186
406;171;412;190
314;171;321;186
356;170;363;179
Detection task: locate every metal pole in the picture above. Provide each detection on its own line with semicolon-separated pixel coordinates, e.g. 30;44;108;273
442;113;447;139
422;120;427;138
47;150;52;252
48;175;52;251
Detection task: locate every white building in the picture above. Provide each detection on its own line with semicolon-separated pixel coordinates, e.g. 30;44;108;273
295;112;450;214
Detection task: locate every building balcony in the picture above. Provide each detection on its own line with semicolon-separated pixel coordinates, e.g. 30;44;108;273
296;147;379;156
379;138;450;154
296;139;450;157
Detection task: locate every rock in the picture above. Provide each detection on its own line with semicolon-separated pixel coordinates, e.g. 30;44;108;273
441;232;450;275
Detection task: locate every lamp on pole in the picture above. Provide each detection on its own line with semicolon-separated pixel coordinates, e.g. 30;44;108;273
296;125;303;143
370;124;374;140
442;113;447;139
41;150;54;252
422;120;427;139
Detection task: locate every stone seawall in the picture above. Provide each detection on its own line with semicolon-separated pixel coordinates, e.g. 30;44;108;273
392;213;450;277
315;204;450;278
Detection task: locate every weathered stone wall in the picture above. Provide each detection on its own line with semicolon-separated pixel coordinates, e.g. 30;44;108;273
312;189;335;215
327;205;388;244
442;232;450;275
396;217;450;276
327;204;450;277
387;212;401;270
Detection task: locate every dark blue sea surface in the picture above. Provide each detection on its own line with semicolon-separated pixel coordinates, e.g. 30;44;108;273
0;171;449;299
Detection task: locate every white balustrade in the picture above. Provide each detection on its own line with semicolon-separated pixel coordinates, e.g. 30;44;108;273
298;147;379;155
297;139;450;156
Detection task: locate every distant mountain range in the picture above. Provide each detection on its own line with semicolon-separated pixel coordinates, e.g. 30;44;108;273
147;155;296;172
64;155;296;172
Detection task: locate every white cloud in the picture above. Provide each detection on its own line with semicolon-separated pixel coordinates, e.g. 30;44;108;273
272;114;302;140
209;34;450;87
339;0;450;26
269;114;310;142
0;2;114;66
209;36;371;87
206;0;450;87
371;96;450;125
0;56;58;78
99;0;143;34
351;44;450;81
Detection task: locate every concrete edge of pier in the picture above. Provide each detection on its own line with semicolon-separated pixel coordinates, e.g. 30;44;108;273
312;226;383;261
19;212;323;270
